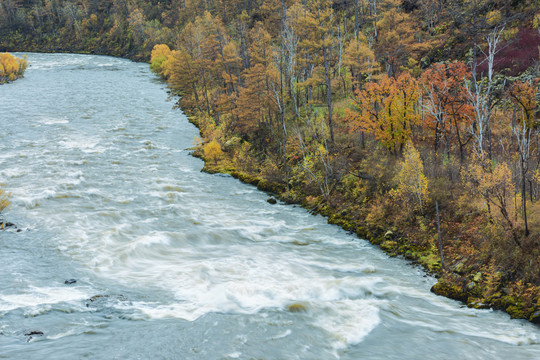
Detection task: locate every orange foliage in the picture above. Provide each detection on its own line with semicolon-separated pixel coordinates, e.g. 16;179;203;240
346;72;420;153
421;62;473;156
236;64;274;135
508;80;537;128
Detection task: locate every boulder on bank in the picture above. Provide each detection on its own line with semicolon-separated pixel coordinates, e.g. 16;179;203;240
0;221;16;230
431;275;469;303
530;311;540;324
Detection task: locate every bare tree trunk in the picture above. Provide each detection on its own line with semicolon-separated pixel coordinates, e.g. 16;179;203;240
522;160;529;236
354;0;360;40
436;201;445;270
323;43;334;142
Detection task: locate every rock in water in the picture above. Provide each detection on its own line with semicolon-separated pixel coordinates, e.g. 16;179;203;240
24;330;44;342
24;331;44;336
267;197;277;205
64;279;77;285
287;303;307;312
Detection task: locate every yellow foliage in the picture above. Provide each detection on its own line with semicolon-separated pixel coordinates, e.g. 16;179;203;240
461;159;522;247
204;139;223;164
486;10;502;26
0;187;10;215
509;80;537;129
502;27;519;41
392;142;429;213
534;13;540;32
463;160;514;203
343;38;379;86
151;44;172;60
89;14;98;27
150;44;172;76
233;141;257;173
0;52;28;82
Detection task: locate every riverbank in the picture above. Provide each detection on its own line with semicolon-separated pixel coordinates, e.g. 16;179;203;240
188;116;540;325
0;27;152;62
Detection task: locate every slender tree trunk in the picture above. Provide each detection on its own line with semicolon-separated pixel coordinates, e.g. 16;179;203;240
354;0;360;40
436;201;445;270
500;204;522;249
522;156;530;236
201;70;211;116
323;43;334;142
280;13;289;191
530;179;534;203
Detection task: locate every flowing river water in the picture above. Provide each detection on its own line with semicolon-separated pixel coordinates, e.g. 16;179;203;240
0;53;539;359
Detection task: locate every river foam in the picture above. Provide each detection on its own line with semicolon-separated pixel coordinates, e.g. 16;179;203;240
0;286;92;313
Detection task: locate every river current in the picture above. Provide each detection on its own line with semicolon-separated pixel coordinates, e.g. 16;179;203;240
0;53;539;359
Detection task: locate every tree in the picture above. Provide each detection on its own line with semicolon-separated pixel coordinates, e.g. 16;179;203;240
248;23;272;67
462;159;522;249
0;0;22;27
344;36;379;90
375;4;426;77
309;0;335;142
509;80;538;237
237;10;251;69
173;13;225;116
282;2;303;120
0;52;27;82
465;19;505;160
418;0;440;34
165;48;205;113
236;63;273;137
220;41;242;97
392;142;429;213
203;139;223;164
293;124;334;200
421;61;473;163
127;7;146;46
346;72;420;154
150;44;172;75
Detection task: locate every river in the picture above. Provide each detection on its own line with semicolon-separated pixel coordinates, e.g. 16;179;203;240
0;53;539;359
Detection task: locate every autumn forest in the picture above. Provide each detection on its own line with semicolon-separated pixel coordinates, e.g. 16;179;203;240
1;0;540;322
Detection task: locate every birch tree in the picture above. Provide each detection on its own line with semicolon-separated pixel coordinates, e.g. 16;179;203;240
466;24;505;160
